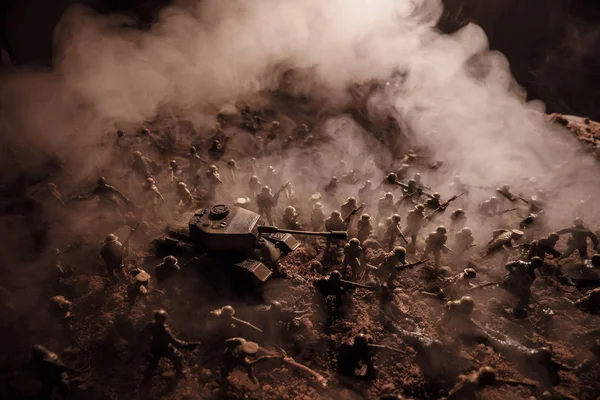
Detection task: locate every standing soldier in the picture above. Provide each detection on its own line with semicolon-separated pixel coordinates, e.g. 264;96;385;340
25;345;79;400
422;226;450;269
372;246;407;281
73;177;133;215
343;238;363;277
444;269;477;300
188;146;207;182
168;160;184;183
448;175;469;195
131;150;160;179
324;176;339;199
377;193;395;224
176;182;194;209
454;227;475;255
282;206;301;230
220;338;273;388
479;197;500;217
383;214;406;250
501;257;543;316
340;197;358;220
205;165;223;201
450;209;467;232
248;175;262;199
226;159;240;183
100;233;126;278
358;180;374;205
424;193;441;210
557;218;599;260
142;178;165;215
140;310;199;385
256;186;281;225
484;229;524;264
404;204;425;253
357;214;373;244
524;233;561;261
311;202;326;231
155;255;181;286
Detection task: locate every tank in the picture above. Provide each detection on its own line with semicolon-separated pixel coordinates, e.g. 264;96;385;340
153;204;347;291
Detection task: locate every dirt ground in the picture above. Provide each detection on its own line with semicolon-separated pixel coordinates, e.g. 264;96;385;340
1;104;599;400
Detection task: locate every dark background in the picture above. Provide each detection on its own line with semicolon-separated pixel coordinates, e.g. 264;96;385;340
2;0;600;119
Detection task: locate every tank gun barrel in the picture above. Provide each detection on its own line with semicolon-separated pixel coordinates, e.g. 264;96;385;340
258;226;348;240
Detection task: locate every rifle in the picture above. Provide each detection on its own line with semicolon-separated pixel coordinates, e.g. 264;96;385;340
339;279;376;290
398;259;428;270
496;189;517;202
469;280;503;290
368;343;407;355
423;193;465;221
496;207;518;216
517;195;530;204
275;346;327;388
274;182;291;198
495;378;537;388
344;204;365;226
395;224;408;244
230;316;263;333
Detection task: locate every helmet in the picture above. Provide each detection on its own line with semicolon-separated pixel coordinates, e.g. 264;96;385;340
414;173;422;181
460;227;472;236
270;301;283;312
268;165;275;172
189;146;197;154
314;202;323;209
574;217;584;227
347;197;357;205
177;182;187;188
393;246;407;257
387;173;397;183
170;160;177;168
154;309;168;323
490;196;499;204
453;175;461;183
133;150;142;158
105;233;118;243
436;226;447;234
384;192;393;200
501;184;510;191
349;238;360;247
97;176;107;186
163;255;178;266
330;270;342;281
284;206;295;214
145;177;155;185
330;176;338;182
249;175;259;183
591;254;600;268
391;214;401;223
353;333;369;347
331;211;341;218
433;192;441;200
530;256;543;269
227;159;237;167
364;180;372;186
477;366;496;385
360;213;371;220
463;268;477;278
117;130;125;137
408;179;417;186
511;229;524;239
459;296;475;315
416;204;425;212
262;186;271;194
547;232;559;242
208;165;218;172
272;120;280;126
221;305;235;317
451;209;465;219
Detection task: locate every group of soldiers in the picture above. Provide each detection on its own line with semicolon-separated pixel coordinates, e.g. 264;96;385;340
22;106;600;400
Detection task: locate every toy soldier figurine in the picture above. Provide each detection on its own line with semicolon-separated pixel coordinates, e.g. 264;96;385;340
377;192;395;223
49;295;73;333
131;150;160;179
169;160;184;183
404;204;425;253
324;176;339;197
208;139;225;160
226;159;240;182
205;165;223;201
454;227;475;255
444;269;477;300
496;184;518;202
176;182;194;209
372;246;408;281
325;211;346;248
501;257;543;316
564;254;600;290
484;229;524;264
220;338;274;388
314;270;373;313
422;226;451;269
264;166;279;189
518;210;547;241
338;334;378;379
424;193;441;210
341;197;358;220
383;172;400;191
127;268;163;302
256;186;281;225
440;296;476;330
311;202;326;231
248;175;262;199
448;175;469;195
557;218;599;260
357;214;374;243
382;214;407;250
155;255;181;286
188;146;207;180
100;233;126;277
73;176;133;215
282;206;301;230
209;305;263;335
140;310;199;385
143;177;165;212
25;345;79;400
450;209;466;232
479;197;500;217
358;180;375;205
445;366;525;400
524;233;561;261
413;173;430;190
343;238;363;277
